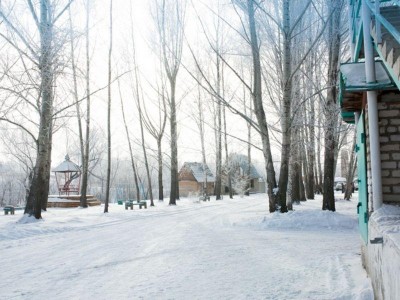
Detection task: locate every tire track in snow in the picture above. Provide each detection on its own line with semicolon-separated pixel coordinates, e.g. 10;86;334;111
0;200;243;243
325;254;356;299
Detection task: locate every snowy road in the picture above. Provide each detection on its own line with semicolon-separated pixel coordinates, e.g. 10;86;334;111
0;194;372;299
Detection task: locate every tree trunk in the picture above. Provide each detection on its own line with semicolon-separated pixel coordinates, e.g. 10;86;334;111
138;102;154;206
344;133;357;200
246;92;252;197
156;0;185;205
214;52;222;200
80;0;91;208
223;106;233;199
25;0;54;219
118;79;140;201
169;79;178;205
307;77;316;200
322;0;343;211
290;129;300;204
316;101;324;195
247;0;277;212
286;154;293;210
299;158;306;201
157;139;164;201
104;0;113;213
196;89;208;196
277;0;291;213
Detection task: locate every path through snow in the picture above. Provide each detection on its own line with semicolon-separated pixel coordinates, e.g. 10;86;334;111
0;193;373;299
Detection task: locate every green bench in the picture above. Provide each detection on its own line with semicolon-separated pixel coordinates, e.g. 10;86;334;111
125;200;147;210
117;200;124;205
3;206;15;215
199;195;210;201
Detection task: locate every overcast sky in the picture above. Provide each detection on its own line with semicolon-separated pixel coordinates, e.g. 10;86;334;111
0;0;279;175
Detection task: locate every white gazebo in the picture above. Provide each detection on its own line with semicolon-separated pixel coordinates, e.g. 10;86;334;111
52;154;81;196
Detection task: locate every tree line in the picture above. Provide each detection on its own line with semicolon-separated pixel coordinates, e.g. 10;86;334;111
0;0;353;219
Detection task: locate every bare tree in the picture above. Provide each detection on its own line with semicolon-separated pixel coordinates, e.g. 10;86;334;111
137;88;155;206
80;0;92;208
155;0;186;205
192;75;209;197
142;84;167;201
0;0;74;218
68;1;90;208
322;0;345;211
344;132;356;200
246;0;278;211
140;21;168;202
222;104;233;199
117;78;140;201
189;0;278;210
104;0;113;213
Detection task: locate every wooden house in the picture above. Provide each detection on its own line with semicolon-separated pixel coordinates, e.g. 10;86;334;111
341;2;400;298
178;162;215;197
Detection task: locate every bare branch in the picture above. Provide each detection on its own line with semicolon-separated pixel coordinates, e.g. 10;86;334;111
0;117;38;146
27;0;40;29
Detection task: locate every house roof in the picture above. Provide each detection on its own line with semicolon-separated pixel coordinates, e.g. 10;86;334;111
52;155;81;173
181;162;215;183
229;153;261;179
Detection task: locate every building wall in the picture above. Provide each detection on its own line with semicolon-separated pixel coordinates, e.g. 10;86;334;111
362;215;400;300
179;181;200;197
365;93;400;207
377;100;400;204
249;179;265;193
363;93;400;300
257;180;266;193
179;181;214;197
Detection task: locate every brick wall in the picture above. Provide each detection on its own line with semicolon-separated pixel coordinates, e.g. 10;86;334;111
377;97;400;204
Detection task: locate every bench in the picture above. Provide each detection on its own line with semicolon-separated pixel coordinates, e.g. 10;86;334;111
117;200;124;205
199;195;210;201
125;200;147;210
3;206;15;215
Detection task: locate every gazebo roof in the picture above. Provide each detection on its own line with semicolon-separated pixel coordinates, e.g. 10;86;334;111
52;155;80;173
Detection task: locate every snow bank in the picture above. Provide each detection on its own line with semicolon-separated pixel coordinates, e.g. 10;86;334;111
260;209;357;231
371;204;400;249
47;197;79;203
363;204;400;300
228;199;358;232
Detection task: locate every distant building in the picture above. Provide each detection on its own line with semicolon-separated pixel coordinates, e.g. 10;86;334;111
178;162;215;197
224;154;266;194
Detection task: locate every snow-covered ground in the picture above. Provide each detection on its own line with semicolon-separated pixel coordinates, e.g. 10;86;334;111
0;193;373;300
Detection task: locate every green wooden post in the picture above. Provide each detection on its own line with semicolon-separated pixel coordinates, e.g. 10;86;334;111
356;113;369;244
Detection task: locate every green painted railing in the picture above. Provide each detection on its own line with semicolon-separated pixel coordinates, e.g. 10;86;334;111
350;0;400;61
365;0;400;44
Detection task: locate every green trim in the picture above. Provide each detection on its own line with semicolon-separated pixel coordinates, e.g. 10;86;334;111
365;1;400;44
341;111;355;124
356;113;368;244
343;82;394;91
339;72;345;107
374;43;400;90
353;22;363;62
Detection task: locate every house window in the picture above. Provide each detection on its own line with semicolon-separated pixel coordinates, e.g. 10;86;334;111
250;180;254;188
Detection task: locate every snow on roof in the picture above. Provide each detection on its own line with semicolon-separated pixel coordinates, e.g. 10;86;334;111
229;153;261;179
52;155;81;173
182;162;215;183
340;61;393;89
